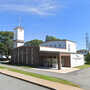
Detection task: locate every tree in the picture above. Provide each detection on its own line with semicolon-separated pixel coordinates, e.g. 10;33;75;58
25;39;43;47
0;43;6;54
45;35;61;41
0;32;13;60
85;53;90;64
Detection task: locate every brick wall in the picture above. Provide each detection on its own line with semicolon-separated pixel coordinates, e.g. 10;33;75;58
11;46;40;66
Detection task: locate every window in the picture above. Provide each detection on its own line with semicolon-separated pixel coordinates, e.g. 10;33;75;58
49;45;52;47
59;44;61;47
54;44;56;47
63;45;66;48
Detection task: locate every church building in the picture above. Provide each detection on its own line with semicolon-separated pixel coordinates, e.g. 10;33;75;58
11;26;85;70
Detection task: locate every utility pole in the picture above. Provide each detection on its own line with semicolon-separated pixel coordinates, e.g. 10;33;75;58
85;33;89;50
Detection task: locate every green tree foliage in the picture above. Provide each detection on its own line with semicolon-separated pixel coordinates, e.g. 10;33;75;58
0;32;13;59
85;53;90;64
45;35;61;41
25;39;43;47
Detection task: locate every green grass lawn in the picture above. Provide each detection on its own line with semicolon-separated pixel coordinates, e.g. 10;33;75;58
16;65;33;68
5;63;33;68
76;64;90;69
0;66;80;88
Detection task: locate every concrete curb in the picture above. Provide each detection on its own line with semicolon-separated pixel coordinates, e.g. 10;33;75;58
0;72;56;90
0;69;83;90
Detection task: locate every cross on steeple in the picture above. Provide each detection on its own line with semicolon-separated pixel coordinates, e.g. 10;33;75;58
18;16;22;27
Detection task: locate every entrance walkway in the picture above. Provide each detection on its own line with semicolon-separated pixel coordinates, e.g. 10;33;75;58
33;67;79;73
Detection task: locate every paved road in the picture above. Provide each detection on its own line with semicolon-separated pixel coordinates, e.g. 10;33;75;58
0;64;90;90
0;74;50;90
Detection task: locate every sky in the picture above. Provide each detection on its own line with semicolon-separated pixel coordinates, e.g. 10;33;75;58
0;0;90;49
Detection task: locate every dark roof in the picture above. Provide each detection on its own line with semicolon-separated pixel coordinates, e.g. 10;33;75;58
13;46;39;49
14;26;24;30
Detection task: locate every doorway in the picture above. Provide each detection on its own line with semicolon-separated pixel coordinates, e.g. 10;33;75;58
61;56;71;67
40;56;58;68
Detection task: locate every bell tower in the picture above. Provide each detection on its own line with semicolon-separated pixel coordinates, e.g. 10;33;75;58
13;25;24;48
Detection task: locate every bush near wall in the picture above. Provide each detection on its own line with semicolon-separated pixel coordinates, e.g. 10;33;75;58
85;53;90;64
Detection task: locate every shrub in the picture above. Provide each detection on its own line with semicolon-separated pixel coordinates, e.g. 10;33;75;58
85;53;90;64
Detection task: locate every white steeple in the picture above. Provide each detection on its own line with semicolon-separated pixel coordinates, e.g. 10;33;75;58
13;25;24;48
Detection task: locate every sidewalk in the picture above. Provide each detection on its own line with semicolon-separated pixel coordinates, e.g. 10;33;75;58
0;69;83;90
33;67;79;73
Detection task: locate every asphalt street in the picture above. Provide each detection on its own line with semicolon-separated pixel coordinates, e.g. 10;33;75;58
0;64;90;90
0;74;50;90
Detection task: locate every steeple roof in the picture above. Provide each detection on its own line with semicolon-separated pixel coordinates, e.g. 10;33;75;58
14;26;24;30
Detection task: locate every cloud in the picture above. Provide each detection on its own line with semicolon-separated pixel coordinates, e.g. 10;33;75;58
0;0;62;15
